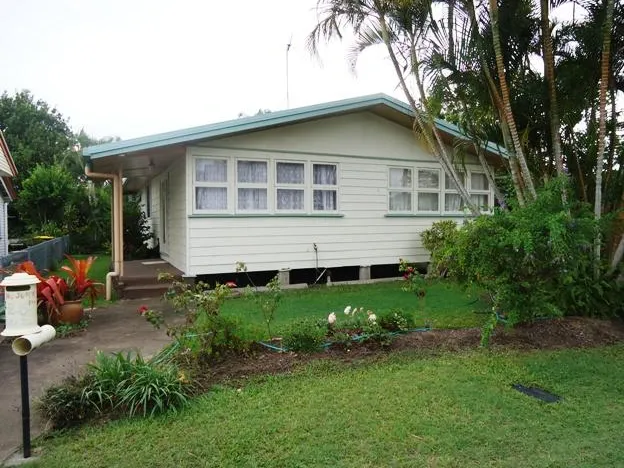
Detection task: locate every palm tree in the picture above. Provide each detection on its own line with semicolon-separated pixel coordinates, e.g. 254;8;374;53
594;0;615;267
540;0;566;185
308;0;479;213
487;0;537;200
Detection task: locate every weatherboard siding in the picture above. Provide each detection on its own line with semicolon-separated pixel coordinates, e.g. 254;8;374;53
184;112;484;276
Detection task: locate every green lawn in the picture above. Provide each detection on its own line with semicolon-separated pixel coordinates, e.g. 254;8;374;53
222;280;489;338
29;345;624;467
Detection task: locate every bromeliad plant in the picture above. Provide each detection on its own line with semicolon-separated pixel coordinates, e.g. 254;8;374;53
60;255;103;308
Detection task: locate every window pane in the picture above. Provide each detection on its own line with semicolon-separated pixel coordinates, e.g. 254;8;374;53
277;189;304;210
196;187;227;210
389;168;412;188
238;160;267;183
389;192;411;211
470;194;489;209
418;170;439;189
471;172;489;191
444;193;464;211
276;162;304;184
196;159;227;183
238;188;267;210
418;193;439;211
313;190;337;210
313;164;337;185
444;172;465;189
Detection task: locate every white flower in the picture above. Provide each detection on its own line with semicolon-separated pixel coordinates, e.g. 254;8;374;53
366;310;373;316
368;314;377;323
328;312;337;325
344;306;352;315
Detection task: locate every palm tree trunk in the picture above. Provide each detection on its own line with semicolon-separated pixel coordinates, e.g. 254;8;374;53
475;145;506;207
540;0;566;184
594;0;615;268
488;0;537;200
466;0;526;205
375;10;478;214
448;0;456;68
604;85;617;201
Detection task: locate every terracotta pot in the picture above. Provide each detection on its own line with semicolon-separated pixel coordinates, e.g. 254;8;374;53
51;300;84;325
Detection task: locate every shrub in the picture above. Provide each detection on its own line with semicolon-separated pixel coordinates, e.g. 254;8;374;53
282;319;326;352
38;375;95;430
430;178;624;342
38;351;191;429
420;220;458;276
378;308;415;332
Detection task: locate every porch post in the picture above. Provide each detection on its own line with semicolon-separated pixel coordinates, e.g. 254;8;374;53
118;167;124;276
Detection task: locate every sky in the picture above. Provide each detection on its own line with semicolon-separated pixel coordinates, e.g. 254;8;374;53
2;0;402;140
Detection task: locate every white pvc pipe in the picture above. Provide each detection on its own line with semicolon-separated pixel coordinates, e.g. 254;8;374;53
12;325;56;356
85;165;121;300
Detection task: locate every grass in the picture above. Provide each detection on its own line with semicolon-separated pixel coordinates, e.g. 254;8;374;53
221;280;489;339
28;345;624;467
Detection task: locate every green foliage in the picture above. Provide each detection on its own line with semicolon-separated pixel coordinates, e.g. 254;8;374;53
123;195;156;260
55;318;90;338
420;221;459;276
38;376;95;430
282;319;326;352
435;179;624;333
15;164;78;232
377;308;415;332
39;351;191;429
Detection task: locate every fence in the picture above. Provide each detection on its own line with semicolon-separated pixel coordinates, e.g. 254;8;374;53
0;236;70;321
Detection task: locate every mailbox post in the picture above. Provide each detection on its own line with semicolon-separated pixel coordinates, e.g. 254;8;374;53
1;272;56;460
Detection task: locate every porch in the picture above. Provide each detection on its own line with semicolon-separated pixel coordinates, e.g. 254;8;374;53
119;259;185;299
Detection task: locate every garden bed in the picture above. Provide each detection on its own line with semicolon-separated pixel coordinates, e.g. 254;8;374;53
189;316;624;392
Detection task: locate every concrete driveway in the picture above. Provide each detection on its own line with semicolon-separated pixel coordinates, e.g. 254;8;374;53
0;298;174;463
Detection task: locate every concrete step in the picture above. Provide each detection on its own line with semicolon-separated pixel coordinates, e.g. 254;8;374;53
119;275;172;288
121;283;172;299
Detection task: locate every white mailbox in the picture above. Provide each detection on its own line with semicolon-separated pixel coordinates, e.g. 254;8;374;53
0;272;41;337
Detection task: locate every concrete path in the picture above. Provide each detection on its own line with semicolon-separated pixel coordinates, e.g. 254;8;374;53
0;298;173;463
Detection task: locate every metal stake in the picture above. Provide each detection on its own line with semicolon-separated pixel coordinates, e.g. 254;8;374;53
19;355;31;458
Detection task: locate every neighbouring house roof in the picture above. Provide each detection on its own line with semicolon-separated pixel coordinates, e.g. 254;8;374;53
0;131;18;200
82;93;507;160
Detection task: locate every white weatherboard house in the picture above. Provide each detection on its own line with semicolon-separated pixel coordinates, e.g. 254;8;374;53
0;131;18;257
83;94;504;294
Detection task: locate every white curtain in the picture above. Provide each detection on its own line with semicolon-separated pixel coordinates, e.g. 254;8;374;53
471;194;489;209
196;159;227;182
313;190;337;210
313;164;337;185
238;161;267;183
445;172;465;189
389;192;411;211
471;173;489;190
238;188;267;210
445;193;463;211
196;187;227;210
277;162;304;184
389;168;411;188
418;170;439;189
417;193;439;211
277;189;304;210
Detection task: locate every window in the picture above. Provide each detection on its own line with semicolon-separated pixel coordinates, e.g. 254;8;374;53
469;172;490;210
313;163;337;211
237;160;268;211
195;158;228;211
276;162;305;211
416;169;440;212
388;167;412;212
444;172;466;212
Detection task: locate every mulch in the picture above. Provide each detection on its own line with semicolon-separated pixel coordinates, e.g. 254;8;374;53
191;316;624;391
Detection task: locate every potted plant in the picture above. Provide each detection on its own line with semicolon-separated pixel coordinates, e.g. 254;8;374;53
16;256;102;325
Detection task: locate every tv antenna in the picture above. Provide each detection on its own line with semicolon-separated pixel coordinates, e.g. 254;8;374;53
286;34;293;108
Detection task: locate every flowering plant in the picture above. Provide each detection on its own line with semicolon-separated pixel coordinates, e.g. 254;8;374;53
137;304;164;329
399;258;426;298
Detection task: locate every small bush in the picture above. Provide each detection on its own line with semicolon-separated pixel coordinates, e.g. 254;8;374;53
38;351;191;429
421;220;458;276
282;319;326;352
378;309;415;332
38;376;95;430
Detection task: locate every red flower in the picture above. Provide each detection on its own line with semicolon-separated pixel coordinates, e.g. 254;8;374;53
225;281;237;288
137;304;149;315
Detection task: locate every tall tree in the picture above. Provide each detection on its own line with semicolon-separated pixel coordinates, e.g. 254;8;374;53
594;0;615;267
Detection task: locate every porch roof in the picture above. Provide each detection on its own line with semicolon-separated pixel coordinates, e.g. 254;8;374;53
82;94;508;162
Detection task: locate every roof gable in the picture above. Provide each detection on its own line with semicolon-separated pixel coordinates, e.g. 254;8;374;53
83;94;507;160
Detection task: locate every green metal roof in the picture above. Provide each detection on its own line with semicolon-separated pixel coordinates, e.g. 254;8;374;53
83;93;507;159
